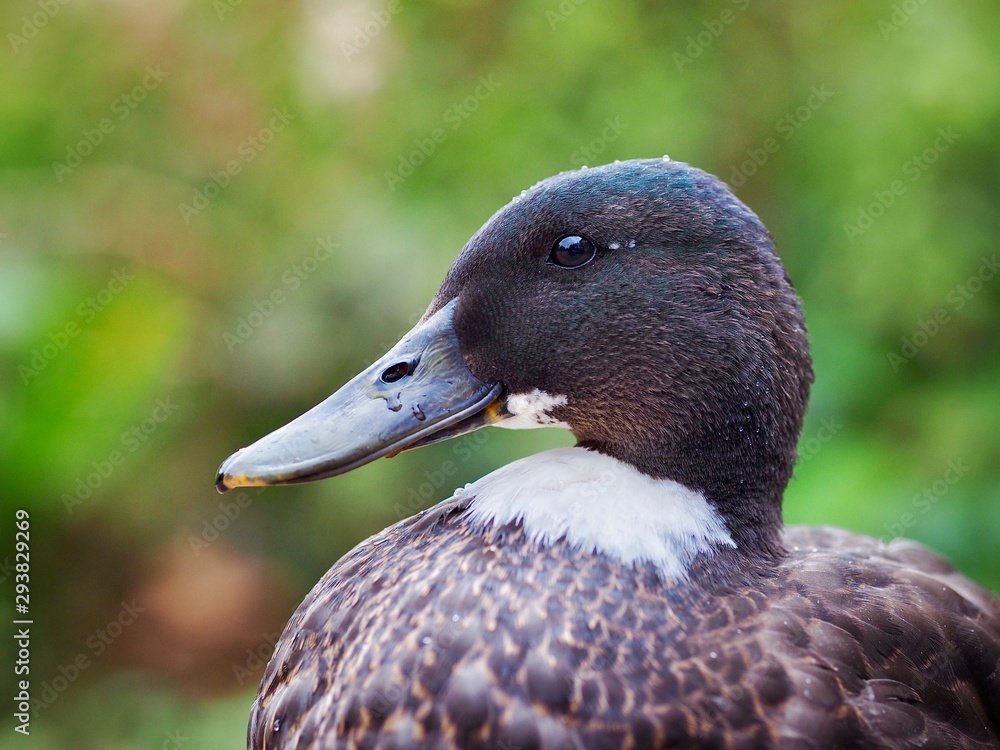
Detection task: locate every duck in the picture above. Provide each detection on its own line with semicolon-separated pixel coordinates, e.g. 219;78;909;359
217;158;1000;749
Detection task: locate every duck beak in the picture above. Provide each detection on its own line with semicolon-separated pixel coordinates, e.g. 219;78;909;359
216;299;505;493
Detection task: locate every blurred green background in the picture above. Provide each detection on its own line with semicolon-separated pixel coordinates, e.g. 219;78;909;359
2;0;999;746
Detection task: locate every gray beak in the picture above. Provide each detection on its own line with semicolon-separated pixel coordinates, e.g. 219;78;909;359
216;299;506;492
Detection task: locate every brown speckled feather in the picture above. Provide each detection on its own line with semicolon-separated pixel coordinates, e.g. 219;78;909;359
249;499;1000;749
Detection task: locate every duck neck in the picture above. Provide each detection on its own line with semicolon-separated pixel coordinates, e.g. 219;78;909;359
585;441;786;565
578;406;794;565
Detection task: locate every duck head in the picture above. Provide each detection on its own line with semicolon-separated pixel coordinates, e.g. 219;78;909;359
217;158;813;557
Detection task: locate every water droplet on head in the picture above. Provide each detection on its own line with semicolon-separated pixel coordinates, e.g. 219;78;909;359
662;154;671;162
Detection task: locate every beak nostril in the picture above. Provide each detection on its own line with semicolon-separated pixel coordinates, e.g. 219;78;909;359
380;361;413;384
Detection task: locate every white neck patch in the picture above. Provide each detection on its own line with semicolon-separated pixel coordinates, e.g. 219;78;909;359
456;447;735;580
495;389;570;430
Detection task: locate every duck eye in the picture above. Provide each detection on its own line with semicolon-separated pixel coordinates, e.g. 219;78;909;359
548;235;597;269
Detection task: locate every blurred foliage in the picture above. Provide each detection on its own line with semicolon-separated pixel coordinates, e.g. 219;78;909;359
1;0;999;746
